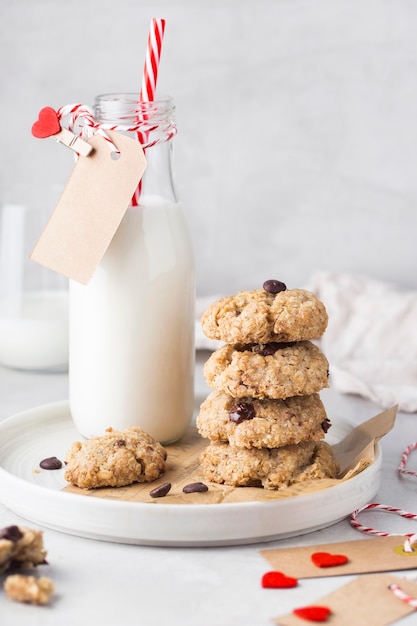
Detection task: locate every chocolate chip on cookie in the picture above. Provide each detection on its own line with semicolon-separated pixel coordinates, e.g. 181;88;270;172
263;279;286;294
229;401;256;424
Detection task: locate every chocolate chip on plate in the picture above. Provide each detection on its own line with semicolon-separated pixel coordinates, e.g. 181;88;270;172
229;402;256;424
262;279;287;294
39;456;63;470
182;482;209;494
149;482;172;498
0;525;23;542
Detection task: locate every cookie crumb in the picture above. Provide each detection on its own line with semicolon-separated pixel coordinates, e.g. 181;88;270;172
4;574;54;605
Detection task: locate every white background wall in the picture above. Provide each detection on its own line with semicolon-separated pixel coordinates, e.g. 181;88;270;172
1;0;417;296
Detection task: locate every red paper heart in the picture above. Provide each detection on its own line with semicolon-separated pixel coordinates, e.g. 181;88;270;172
261;571;298;588
311;551;348;568
293;605;332;622
32;107;61;138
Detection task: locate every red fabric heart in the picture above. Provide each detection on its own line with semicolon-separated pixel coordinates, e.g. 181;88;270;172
32;107;61;138
311;551;348;568
293;605;332;622
261;571;298;588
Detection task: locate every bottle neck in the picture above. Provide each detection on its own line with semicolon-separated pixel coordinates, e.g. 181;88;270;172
94;94;178;205
138;139;178;204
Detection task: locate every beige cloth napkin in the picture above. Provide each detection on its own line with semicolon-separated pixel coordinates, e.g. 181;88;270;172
310;272;417;413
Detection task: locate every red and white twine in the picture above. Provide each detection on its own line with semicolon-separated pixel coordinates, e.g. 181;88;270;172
350;504;417;552
56;103;175;154
398;442;417;478
388;584;417;609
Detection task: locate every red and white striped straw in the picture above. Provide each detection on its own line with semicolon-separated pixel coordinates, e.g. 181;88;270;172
140;18;166;102
132;17;166;206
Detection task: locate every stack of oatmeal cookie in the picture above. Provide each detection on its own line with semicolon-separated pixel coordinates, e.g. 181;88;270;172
196;280;339;490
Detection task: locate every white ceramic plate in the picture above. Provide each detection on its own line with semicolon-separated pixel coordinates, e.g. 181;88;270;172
0;401;381;546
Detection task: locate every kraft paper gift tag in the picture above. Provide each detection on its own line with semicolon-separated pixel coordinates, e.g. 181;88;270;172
260;535;417;579
274;573;417;625
30;130;146;284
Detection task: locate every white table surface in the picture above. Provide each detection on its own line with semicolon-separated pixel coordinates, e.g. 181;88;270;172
0;352;416;626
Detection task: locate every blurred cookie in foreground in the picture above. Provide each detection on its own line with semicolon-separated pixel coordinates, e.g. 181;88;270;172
0;525;47;574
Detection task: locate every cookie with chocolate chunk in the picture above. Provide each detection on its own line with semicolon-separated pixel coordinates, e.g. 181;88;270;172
199;439;339;490
0;526;47;574
204;341;329;400
201;283;328;345
196;391;330;449
64;426;167;489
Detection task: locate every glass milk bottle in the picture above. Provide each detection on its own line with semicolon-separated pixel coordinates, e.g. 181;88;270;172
69;95;195;443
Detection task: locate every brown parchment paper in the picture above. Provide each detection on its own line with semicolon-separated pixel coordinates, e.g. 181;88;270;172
62;405;397;504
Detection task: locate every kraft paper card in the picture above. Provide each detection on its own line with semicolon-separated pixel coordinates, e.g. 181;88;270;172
274;573;417;625
260;536;417;578
30;130;146;284
62;406;397;505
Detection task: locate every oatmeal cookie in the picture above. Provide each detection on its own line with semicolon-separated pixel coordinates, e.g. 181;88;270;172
204;341;329;399
0;526;47;574
201;285;328;344
200;440;339;490
4;574;54;605
64;426;167;489
196;391;330;448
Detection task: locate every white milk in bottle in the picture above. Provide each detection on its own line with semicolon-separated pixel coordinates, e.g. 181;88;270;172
69;96;195;443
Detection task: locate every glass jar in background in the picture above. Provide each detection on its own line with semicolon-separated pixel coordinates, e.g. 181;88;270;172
69;95;195;443
0;203;69;370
